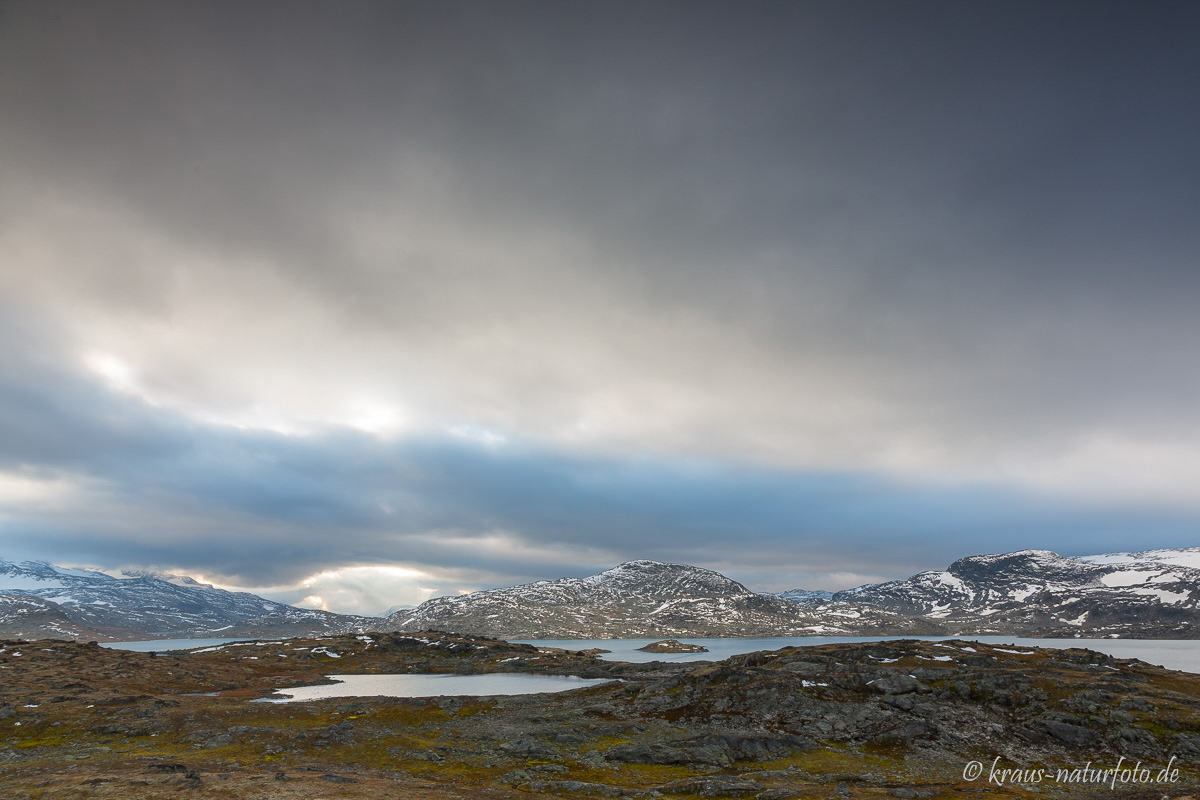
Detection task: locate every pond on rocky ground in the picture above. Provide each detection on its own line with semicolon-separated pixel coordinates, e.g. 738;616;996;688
252;673;617;702
102;637;257;652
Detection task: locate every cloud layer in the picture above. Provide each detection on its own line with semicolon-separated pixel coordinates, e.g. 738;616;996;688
2;2;1198;609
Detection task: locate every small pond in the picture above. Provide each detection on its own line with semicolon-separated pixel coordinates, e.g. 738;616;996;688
102;637;251;652
253;672;616;703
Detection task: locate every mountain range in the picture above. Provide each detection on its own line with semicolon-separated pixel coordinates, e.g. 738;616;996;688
385;559;937;639
0;560;374;641
825;547;1200;638
2;547;1198;642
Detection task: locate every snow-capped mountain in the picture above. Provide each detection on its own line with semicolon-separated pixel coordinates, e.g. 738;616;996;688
829;548;1200;638
0;560;376;641
8;547;1198;643
387;560;936;639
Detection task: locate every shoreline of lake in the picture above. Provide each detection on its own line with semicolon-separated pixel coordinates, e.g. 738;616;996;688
101;633;1200;674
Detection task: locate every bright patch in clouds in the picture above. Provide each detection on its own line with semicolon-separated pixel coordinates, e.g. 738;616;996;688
156;567;445;617
995;433;1200;508
83;353;140;396
284;565;440;616
0;473;73;512
341;400;407;438
88;350;408;439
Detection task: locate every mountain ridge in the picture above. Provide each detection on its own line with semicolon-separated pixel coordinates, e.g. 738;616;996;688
818;548;1200;637
0;559;376;641
388;559;940;639
392;549;1200;640
4;547;1199;642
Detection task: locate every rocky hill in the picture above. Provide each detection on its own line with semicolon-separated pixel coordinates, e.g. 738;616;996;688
387;560;938;638
0;560;376;641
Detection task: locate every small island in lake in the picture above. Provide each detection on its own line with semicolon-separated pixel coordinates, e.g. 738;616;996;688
637;638;709;653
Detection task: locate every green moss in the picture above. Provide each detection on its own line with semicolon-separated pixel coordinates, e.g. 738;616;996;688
575;733;633;752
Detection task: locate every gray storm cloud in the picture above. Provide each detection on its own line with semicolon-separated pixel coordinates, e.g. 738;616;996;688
1;1;1199;603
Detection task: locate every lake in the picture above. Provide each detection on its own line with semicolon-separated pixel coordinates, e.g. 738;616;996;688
517;635;1200;673
102;637;256;652
253;673;615;702
102;634;1200;674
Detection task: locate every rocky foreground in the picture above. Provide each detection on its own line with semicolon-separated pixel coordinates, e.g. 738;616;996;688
1;632;1198;798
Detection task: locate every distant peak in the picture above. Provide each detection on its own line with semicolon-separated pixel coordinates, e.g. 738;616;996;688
951;549;1064;567
121;569;207;587
2;560;115;580
606;560;672;570
981;549;1061;560
594;560;739;583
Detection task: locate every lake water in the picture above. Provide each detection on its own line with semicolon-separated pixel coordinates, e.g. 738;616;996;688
101;635;1200;674
253;673;615;702
102;637;252;652
517;636;1200;674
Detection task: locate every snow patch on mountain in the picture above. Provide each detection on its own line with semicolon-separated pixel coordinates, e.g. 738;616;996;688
1078;547;1200;570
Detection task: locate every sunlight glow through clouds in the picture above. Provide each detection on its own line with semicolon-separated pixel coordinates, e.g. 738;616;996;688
83;352;140;396
179;565;444;616
290;565;439;616
0;472;73;512
341;400;408;438
86;348;408;439
409;529;619;572
997;433;1200;508
188;400;409;440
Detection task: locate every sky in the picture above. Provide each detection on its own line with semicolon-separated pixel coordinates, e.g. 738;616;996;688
1;1;1198;616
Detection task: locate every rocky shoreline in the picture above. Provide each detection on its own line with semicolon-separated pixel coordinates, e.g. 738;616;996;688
1;631;1197;798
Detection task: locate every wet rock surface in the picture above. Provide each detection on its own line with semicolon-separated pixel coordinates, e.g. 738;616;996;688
0;633;1197;798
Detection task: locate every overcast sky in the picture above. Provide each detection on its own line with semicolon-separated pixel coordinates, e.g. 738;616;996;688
2;1;1198;615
